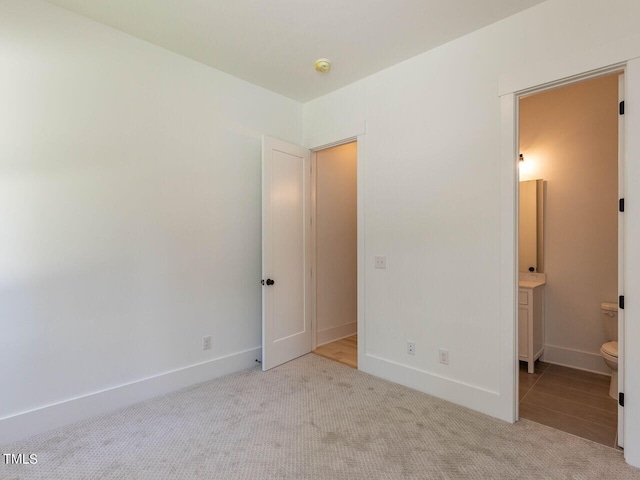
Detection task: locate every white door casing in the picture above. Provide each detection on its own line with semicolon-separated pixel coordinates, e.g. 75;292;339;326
261;136;312;371
502;64;627;426
618;72;625;447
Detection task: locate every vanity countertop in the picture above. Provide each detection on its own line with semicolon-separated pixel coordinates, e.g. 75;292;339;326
519;272;546;289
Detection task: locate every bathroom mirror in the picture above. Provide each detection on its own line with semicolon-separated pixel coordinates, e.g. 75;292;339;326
519;179;544;273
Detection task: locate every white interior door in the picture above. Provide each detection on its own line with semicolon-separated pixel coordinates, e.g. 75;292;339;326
262;136;312;371
618;72;625;447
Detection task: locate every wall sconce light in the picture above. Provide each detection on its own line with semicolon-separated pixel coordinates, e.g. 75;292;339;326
519;154;524;164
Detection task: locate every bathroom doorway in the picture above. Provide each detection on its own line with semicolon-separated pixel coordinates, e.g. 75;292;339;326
517;71;623;447
310;142;358;369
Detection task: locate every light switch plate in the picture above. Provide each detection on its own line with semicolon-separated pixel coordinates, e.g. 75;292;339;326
439;348;449;365
374;255;386;269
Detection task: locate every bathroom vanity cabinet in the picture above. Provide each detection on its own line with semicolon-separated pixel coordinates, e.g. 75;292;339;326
518;281;545;374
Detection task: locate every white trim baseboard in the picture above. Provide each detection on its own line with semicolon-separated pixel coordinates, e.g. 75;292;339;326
541;344;611;375
316;322;357;347
0;347;261;445
359;353;512;422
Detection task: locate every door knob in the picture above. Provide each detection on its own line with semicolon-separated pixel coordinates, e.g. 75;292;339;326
266;279;275;286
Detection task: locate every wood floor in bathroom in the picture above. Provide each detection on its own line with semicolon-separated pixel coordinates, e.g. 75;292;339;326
519;361;618;448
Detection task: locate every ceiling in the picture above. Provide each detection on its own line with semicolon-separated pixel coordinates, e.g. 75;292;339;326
46;0;545;102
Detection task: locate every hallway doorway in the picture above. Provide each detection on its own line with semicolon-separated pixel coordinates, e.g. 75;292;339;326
310;142;358;369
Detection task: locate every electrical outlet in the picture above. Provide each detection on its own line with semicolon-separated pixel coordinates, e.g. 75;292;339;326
407;341;415;356
439;348;449;365
203;335;212;350
374;255;387;269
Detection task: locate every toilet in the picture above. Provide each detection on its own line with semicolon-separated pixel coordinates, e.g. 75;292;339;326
600;302;619;400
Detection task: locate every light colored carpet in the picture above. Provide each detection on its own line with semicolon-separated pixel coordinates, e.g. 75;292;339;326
2;354;639;479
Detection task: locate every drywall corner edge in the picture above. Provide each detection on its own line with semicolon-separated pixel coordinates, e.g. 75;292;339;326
499;91;518;424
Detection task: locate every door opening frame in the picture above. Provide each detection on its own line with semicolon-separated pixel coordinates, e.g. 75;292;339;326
501;62;626;432
310;141;358;353
305;123;366;368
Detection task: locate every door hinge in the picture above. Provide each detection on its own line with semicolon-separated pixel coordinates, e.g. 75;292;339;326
620;198;625;212
619;295;625;310
619;392;625;407
620;101;625;115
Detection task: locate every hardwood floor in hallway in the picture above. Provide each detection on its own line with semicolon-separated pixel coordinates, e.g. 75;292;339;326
312;335;357;368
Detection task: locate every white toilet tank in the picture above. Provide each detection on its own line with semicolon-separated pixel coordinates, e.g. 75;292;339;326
601;302;618;341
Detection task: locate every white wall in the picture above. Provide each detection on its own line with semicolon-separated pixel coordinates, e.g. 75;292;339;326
5;0;640;467
520;75;619;373
315;143;357;346
0;0;301;442
303;0;640;463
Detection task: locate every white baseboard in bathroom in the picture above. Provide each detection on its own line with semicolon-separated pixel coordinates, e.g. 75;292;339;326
316;322;357;347
0;347;261;445
541;344;610;375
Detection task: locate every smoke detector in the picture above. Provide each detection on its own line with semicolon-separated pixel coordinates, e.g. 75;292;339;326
314;58;331;73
